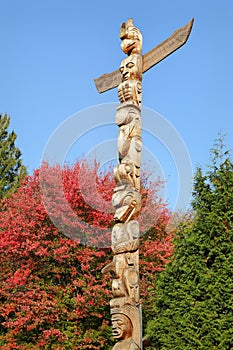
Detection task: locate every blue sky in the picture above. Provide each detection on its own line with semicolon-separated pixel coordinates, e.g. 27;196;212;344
1;1;233;210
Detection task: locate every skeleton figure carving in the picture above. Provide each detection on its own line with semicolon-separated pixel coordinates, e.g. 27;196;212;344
118;55;142;107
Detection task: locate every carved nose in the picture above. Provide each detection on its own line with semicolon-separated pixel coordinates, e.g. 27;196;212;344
122;72;129;81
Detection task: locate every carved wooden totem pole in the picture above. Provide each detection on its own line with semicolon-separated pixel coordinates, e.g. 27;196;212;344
94;18;194;350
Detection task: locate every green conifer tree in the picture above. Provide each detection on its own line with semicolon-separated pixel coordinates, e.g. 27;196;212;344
0;114;27;200
146;138;233;349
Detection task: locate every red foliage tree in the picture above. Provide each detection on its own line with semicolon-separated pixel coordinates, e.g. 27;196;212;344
0;160;173;349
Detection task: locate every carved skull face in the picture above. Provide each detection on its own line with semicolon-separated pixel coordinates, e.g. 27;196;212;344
111;313;132;340
119;55;142;82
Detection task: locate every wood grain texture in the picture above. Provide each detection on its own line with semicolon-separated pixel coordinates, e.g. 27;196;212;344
94;18;194;93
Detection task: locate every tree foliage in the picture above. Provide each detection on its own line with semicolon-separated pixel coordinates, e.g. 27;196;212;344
0;114;27;200
0;160;172;349
146;139;233;349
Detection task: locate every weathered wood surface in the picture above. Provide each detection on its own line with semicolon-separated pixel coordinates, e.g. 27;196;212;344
94;18;194;93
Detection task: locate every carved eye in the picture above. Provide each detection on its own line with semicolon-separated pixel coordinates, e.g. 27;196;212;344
119;66;124;73
129;29;138;40
126;62;135;69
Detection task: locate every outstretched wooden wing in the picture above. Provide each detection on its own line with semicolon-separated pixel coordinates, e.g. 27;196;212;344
94;69;121;94
142;18;194;73
94;18;194;94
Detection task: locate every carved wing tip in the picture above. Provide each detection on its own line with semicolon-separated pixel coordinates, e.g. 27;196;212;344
184;17;195;43
93;84;101;94
189;18;195;32
186;18;194;34
94;70;121;93
94;77;105;94
177;17;195;45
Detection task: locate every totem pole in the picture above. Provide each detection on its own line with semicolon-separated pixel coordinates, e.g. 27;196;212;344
94;18;194;350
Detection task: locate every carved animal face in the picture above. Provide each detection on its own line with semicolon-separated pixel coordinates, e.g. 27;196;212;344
120;19;142;55
112;223;128;246
112;279;126;297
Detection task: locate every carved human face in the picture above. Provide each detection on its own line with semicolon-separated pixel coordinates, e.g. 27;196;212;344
119;55;142;82
111;313;132;340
